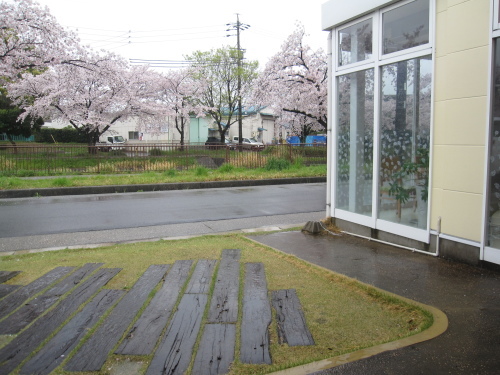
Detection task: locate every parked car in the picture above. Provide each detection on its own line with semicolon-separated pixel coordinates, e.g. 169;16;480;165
241;137;265;151
205;137;236;150
97;135;126;151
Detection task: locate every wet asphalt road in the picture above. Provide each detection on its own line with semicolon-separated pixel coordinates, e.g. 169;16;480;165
0;183;326;238
250;231;500;375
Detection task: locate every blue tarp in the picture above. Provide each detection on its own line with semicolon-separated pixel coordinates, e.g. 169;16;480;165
305;135;327;145
287;135;326;145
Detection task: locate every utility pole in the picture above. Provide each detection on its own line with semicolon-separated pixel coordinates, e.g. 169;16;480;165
227;14;250;149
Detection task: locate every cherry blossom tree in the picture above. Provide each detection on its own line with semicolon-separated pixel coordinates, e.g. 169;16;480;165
141;68;205;147
0;0;82;83
253;25;327;142
187;47;258;143
8;52;160;150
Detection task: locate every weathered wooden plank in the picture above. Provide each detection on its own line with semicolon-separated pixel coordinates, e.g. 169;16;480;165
185;259;217;294
0;263;103;334
0;284;20;299
65;264;169;372
19;289;124;375
0;266;74;320
192;324;236;375
271;289;315;346
240;262;272;365
207;249;241;323
0;271;20;284
0;267;121;375
116;260;193;355
146;293;208;375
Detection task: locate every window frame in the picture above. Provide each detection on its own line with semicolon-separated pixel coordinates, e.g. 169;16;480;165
482;0;500;263
336;14;376;71
494;0;500;31
379;0;433;61
128;131;140;140
331;0;435;243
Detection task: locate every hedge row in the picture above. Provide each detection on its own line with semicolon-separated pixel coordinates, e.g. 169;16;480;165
34;127;88;144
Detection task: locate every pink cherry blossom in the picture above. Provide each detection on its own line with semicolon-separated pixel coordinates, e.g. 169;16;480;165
253;24;327;140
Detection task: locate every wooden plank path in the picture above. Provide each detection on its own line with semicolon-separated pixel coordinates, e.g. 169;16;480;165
116;260;193;355
19;289;124;375
0;263;103;334
240;262;272;365
208;249;241;323
0;267;121;375
65;264;170;372
193;323;236;375
185;259;217;294
0;284;20;299
0;271;20;284
0;266;74;319
272;289;315;346
146;293;208;375
0;251;316;375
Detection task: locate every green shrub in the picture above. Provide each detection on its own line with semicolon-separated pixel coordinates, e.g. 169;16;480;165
164;169;177;177
34;126;88;144
194;166;209;176
108;149;127;156
52;177;71;187
149;148;166;156
17;170;36;177
218;163;235;173
265;157;291;171
292;157;304;168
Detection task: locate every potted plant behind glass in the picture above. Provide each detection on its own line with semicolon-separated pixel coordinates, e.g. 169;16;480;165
388;147;429;225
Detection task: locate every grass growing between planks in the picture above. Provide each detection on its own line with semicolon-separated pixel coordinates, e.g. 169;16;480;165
0;233;432;375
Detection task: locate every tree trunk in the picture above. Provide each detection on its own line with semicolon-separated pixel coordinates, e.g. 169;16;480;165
176;117;185;151
87;131;100;154
6;134;18;154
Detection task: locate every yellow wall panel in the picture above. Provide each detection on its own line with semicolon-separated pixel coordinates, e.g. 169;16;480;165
433;97;487;145
438;190;483;241
433;55;449;102
432;145;485;193
436;0;448;14
441;46;489;99
446;0;489;53
435;10;449;57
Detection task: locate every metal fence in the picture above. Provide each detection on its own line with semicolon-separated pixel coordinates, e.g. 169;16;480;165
0;143;327;176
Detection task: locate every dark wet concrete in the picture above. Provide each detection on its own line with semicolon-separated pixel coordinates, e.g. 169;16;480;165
250;231;500;375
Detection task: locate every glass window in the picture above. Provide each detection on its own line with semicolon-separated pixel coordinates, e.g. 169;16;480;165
382;0;430;55
336;69;374;215
487;39;500;248
338;19;373;66
128;131;139;140
378;56;432;229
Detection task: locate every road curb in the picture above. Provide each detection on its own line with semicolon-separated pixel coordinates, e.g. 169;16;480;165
0;177;327;199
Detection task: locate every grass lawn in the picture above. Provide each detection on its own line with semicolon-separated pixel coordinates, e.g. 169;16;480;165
0;165;326;191
0;233;433;375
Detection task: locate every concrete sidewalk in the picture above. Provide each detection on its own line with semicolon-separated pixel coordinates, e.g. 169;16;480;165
250;230;500;375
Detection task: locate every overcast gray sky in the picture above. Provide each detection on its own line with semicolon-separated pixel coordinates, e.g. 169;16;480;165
33;0;329;69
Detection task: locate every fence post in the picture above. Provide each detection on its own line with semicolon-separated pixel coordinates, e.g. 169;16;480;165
97;147;100;174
